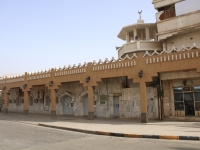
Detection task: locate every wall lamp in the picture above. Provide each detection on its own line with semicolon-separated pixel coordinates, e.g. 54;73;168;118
28;91;31;95
49;81;53;86
138;70;143;78
23;84;27;89
86;76;90;83
54;89;58;93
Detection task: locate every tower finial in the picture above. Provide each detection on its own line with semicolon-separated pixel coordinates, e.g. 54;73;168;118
138;10;142;19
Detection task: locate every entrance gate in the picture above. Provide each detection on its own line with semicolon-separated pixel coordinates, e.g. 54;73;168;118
62;95;73;115
83;94;88;116
114;96;119;117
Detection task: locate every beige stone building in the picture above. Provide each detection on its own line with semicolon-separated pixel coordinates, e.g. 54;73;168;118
0;0;200;122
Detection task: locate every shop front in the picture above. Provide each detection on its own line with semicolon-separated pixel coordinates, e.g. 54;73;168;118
174;86;200;117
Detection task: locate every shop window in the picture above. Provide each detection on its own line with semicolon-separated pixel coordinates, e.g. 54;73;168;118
29;96;33;106
45;96;51;107
195;102;200;111
174;87;184;111
173;87;182;93
194;86;200;92
194;92;200;101
194;86;200;111
184;92;194;101
175;102;184;111
174;93;183;101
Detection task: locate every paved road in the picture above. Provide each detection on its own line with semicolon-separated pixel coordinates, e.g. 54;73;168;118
0;119;200;150
0;120;90;150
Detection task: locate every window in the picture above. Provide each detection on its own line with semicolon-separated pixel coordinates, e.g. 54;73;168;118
174;93;183;101
173;87;184;111
184;92;193;101
29;96;33;106
175;102;184;111
194;86;200;111
194;92;200;101
159;5;176;20
194;86;200;92
173;87;182;93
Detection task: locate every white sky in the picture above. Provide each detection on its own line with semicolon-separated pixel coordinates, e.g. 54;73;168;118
0;0;156;76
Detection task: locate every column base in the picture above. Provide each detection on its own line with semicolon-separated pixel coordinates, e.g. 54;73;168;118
88;112;94;120
24;109;29;115
51;110;56;118
141;113;148;123
4;108;8;114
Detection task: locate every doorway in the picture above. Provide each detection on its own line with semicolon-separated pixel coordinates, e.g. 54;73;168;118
113;96;119;117
184;92;194;116
62;95;73;115
82;94;88;116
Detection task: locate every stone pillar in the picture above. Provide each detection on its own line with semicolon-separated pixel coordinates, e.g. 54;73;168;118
140;82;148;123
24;90;29;115
145;27;150;41
141;30;144;40
134;29;137;40
4;92;8;114
154;30;157;41
88;86;94;120
169;81;175;116
163;42;167;51
126;32;130;43
51;89;56;118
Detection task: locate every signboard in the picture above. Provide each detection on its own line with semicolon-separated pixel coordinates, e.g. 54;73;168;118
183;86;193;92
100;95;108;105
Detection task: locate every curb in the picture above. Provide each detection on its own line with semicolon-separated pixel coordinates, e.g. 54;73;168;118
38;124;200;141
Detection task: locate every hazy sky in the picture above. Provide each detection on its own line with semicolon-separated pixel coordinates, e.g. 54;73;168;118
0;0;156;76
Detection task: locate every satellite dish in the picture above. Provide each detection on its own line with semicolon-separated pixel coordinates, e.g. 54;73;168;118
135;36;140;41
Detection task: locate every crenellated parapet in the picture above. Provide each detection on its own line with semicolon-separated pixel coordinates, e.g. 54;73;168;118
0;44;200;90
55;62;88;77
92;56;137;72
27;69;51;81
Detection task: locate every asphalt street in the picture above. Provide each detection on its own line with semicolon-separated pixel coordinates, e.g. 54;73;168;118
0;118;200;150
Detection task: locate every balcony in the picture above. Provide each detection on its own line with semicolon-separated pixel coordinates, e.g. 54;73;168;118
152;0;184;10
118;41;162;58
157;10;200;40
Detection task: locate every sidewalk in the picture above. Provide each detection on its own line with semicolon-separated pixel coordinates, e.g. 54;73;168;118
0;112;200;141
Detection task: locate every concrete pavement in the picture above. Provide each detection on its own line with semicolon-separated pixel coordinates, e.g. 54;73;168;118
0;112;200;141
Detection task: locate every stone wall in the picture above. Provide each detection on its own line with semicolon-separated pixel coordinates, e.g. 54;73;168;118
95;78;122;118
57;82;87;116
8;88;24;113
28;86;51;114
166;30;200;51
6;78;159;119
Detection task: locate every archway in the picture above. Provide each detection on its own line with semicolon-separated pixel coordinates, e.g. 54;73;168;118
60;92;74;115
80;91;89;116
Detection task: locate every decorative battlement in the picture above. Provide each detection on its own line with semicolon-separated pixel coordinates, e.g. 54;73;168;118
145;43;199;64
27;70;51;80
143;43;199;57
55;62;88;77
92;56;137;71
0;43;199;84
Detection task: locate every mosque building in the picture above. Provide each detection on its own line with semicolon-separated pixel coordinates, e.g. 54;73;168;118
0;0;200;122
